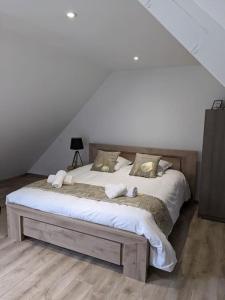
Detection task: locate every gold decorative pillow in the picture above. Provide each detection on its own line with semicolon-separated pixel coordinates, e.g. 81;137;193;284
129;153;161;178
91;150;120;173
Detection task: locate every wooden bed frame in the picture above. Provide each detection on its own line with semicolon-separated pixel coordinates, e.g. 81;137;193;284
6;143;198;282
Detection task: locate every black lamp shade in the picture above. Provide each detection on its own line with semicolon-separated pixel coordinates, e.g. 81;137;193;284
70;138;84;150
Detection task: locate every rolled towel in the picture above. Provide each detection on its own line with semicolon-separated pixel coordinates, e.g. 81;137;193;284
105;184;127;199
47;174;73;186
126;186;138;198
64;175;73;185
47;175;55;184
52;170;67;189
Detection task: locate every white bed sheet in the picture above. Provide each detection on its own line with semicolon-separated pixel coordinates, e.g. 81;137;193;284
69;165;190;224
6;164;190;272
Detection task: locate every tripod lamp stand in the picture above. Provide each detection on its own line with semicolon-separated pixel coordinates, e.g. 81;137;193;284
70;137;84;168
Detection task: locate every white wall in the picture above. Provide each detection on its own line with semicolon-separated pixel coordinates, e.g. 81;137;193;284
0;28;108;180
31;65;225;176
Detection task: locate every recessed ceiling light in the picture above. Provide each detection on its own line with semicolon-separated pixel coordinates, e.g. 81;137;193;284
133;56;139;61
66;11;77;19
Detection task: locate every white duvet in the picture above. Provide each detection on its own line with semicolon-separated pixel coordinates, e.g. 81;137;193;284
6;164;190;272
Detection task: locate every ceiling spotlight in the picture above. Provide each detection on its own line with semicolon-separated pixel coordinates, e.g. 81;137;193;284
66;11;77;19
133;56;139;61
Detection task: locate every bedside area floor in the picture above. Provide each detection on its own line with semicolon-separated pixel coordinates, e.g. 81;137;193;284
0;174;224;300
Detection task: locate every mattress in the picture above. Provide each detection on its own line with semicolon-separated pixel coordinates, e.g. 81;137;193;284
6;164;190;272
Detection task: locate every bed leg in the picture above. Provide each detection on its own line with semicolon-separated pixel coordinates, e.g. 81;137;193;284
123;241;149;282
7;206;24;241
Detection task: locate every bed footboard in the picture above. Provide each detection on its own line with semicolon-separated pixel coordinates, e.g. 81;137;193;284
7;205;24;242
6;203;149;282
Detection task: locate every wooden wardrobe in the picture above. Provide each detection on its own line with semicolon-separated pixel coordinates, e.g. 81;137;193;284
199;109;225;222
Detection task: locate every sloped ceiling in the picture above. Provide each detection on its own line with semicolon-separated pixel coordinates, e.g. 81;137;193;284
139;0;225;86
0;0;197;70
0;25;108;180
0;0;197;180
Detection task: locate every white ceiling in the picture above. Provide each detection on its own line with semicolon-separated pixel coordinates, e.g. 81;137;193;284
0;24;108;180
0;0;198;180
139;0;225;87
0;0;197;71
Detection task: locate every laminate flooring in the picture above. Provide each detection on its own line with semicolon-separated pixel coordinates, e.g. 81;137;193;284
0;174;224;300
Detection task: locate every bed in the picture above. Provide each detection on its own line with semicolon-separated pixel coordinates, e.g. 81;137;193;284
6;143;198;282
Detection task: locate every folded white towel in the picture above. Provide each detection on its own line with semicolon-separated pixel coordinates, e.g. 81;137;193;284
47;174;74;186
47;175;55;184
52;170;67;189
64;175;73;185
126;187;138;198
105;184;127;199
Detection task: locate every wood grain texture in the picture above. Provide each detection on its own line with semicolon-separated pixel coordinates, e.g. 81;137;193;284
123;241;149;282
23;217;122;265
199;110;225;222
7;206;24;241
0;175;225;299
0;174;45;238
7;203;149;282
89;143;198;199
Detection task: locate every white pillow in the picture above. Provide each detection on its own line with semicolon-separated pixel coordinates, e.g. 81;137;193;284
114;156;132;171
157;160;173;176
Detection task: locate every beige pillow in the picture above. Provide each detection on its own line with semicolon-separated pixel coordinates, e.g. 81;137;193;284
129;153;161;178
91;150;120;173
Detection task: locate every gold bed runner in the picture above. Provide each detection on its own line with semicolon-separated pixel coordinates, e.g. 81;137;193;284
27;180;173;236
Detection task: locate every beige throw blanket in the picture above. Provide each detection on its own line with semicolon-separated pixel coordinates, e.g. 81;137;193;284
27;180;173;236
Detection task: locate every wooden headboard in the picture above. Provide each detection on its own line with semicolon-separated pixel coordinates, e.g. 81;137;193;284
89;143;198;199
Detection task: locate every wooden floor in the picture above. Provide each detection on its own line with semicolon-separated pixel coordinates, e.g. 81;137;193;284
0;175;224;300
